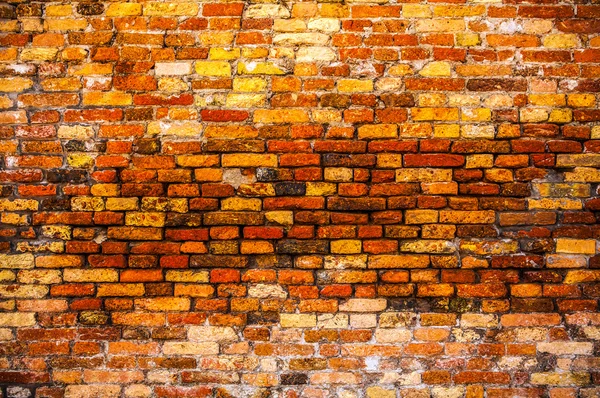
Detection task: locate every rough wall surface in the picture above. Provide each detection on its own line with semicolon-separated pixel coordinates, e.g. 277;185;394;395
1;0;600;397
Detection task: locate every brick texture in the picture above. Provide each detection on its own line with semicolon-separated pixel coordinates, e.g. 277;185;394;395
1;0;600;396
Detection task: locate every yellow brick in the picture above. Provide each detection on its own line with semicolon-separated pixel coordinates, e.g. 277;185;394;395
20;48;59;62
312;109;342;123
0;270;15;283
225;94;266;108
433;124;460;138
306;182;336;196
324;167;353;182
83;92;132;106
200;32;235;46
44;19;87;32
530;373;590;386
246;4;291;18
238;62;286;75
403;122;434;137
419;61;451;77
376;154;403;168
46;5;72;16
0;285;48;298
520;108;549;123
400;240;455;254
565;167;600;182
253;109;309;123
41;226;71;240
69;63;113;76
106;3;143;16
461;125;495;139
61;48;87;61
319;3;349;17
0;78;32;92
91;184;119;197
106;198;139;211
2;213;27;225
238;183;276;197
143;3;199;16
71;197;104;212
422;224;456;239
135;298;190;312
98;284;145;297
357;124;398;140
388;64;413;76
0;313;36;327
465;154;493;169
402;4;432;17
203;126;257;140
194;61;231;77
456;33;481;47
564;270;600;284
165;270;209;283
433;5;485;16
273;32;329;46
546;255;587;269
125;212;166;227
461;108;492;122
421;182;458;195
40;77;81;92
158;78;188;92
338;79;373;92
221;197;262;211
528;94;566;107
233;77;267;92
529;198;582;210
0;199;38;212
367;387;395;398
273;19;307;32
67;153;93;168
375;78;403;91
331;240;362;254
222;154;278;168
556;239;596;255
543;34;578;49
280;314;317;328
557;154;600;167
439;210;495;224
568;94;596;108
63;269;118;283
459;240;519;256
17;269;60;285
535;183;590;198
396;169;452;182
405;210;439;224
0;254;34;269
265;211;293;225
419;93;447;107
548;108;572;123
412;108;459;121
485;168;513;183
241;241;274;254
241;48;270;59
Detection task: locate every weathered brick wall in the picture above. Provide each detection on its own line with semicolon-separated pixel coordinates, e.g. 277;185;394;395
1;0;600;396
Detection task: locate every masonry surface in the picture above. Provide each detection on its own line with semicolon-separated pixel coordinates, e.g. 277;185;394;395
0;0;599;396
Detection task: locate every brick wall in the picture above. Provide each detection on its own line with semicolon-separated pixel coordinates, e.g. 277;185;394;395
1;0;600;397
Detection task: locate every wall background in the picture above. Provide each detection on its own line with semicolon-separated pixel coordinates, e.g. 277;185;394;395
1;0;600;397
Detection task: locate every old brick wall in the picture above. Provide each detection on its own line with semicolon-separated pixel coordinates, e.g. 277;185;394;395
1;0;600;397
